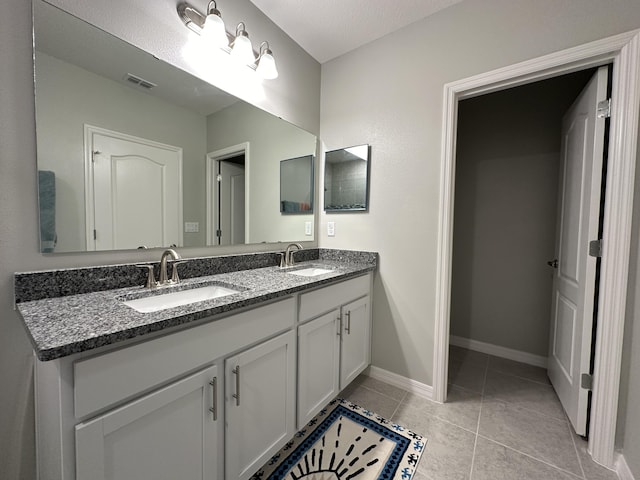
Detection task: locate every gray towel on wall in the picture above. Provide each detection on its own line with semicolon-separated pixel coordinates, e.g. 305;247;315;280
38;170;57;253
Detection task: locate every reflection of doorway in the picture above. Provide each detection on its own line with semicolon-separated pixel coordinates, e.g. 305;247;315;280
206;143;250;246
433;32;640;467
84;125;183;251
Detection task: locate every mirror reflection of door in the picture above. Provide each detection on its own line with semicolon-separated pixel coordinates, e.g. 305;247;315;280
217;155;246;245
85;125;183;251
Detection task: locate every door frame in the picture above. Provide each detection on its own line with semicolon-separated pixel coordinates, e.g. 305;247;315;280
433;30;640;468
84;124;184;250
205;142;250;245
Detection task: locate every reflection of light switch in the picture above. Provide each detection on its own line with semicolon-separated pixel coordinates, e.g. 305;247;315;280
305;222;312;236
184;222;199;233
327;222;335;237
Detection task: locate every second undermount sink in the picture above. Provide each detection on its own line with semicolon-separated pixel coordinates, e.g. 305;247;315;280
122;284;240;313
287;267;335;277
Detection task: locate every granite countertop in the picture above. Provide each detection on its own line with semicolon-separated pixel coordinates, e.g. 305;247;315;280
16;258;375;361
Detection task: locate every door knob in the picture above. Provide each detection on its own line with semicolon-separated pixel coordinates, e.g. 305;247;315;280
547;259;558;268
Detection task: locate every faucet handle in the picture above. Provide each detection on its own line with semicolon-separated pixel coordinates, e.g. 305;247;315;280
136;264;158;289
171;261;187;283
279;252;286;268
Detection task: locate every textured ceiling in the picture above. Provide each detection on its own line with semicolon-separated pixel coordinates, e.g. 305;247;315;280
250;0;464;63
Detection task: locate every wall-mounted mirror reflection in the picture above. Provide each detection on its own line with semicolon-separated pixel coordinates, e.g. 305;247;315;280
33;0;317;253
324;144;370;212
280;155;314;214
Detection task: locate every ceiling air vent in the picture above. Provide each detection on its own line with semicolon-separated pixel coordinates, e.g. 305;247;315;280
124;73;157;90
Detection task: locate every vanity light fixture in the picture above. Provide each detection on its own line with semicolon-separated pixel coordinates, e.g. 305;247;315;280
177;1;278;78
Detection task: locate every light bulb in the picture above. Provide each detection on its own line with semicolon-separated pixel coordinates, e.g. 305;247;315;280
202;12;228;48
256;51;278;79
231;32;255;66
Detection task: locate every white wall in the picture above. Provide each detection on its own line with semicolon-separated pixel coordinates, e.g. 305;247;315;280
451;73;591;357
0;0;320;478
319;0;640;406
207;101;316;243
319;1;640;475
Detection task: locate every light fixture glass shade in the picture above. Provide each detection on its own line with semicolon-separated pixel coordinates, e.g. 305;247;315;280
202;13;228;48
231;33;255;66
256;51;278;79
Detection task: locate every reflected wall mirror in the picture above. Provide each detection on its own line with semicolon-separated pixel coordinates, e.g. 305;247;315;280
324;144;370;212
33;0;317;253
280;155;314;214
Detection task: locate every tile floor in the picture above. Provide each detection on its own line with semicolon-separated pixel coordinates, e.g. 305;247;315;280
340;346;619;480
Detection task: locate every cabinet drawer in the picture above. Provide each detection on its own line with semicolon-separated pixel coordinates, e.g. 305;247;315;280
299;274;370;321
74;297;295;419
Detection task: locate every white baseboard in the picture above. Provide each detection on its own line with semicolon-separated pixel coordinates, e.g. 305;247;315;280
366;366;433;400
617;453;637;480
450;335;548;368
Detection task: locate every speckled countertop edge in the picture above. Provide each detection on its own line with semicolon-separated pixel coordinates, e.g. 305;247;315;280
16;255;376;361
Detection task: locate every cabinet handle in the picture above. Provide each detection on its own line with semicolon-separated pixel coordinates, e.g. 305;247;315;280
232;366;240;406
336;315;342;336
209;377;218;421
345;311;351;335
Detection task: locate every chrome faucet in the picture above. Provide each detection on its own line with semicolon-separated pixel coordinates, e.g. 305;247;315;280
282;243;303;267
159;248;182;285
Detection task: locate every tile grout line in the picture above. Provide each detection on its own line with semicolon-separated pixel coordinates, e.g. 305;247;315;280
566;415;588;479
389;390;408;421
475;433;585;479
469;355;490;479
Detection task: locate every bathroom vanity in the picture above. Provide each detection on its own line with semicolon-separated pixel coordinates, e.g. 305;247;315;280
15;250;376;480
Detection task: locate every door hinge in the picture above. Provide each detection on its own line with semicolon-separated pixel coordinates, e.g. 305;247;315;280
216;229;222;238
589;239;602;258
581;373;593;390
91;150;100;162
93;229;97;240
216;174;222;182
597;99;611;119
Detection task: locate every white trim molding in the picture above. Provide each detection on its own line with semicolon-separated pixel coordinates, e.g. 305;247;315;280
450;336;547;368
433;29;640;468
366;366;432;400
616;453;637;480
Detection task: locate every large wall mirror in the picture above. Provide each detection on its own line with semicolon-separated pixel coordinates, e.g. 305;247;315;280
324;144;370;212
33;0;317;253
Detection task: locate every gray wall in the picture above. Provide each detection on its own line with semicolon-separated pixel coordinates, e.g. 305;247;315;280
451;73;592;358
318;1;640;476
0;0;320;478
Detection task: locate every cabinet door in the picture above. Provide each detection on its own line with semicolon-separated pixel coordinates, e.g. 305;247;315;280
297;309;341;427
225;330;296;480
75;365;219;480
340;296;371;389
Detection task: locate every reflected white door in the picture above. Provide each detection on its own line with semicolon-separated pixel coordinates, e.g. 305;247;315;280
218;161;245;245
548;67;608;435
86;126;183;250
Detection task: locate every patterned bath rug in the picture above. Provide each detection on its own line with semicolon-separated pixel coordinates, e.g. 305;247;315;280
251;398;426;480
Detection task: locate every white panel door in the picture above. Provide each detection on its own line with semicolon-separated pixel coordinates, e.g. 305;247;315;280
218;161;245;245
75;365;219;480
548;66;608;435
339;296;371;389
225;330;296;480
87;126;183;250
297;310;341;427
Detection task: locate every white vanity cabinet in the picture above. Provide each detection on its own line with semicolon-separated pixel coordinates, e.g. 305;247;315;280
297;274;372;426
34;271;374;480
75;365;219;480
225;330;296;480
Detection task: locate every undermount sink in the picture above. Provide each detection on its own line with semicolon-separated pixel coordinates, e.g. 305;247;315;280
287;267;335;277
122;284;240;313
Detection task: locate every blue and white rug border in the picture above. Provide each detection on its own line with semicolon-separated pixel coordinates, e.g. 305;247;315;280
251;398;426;479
